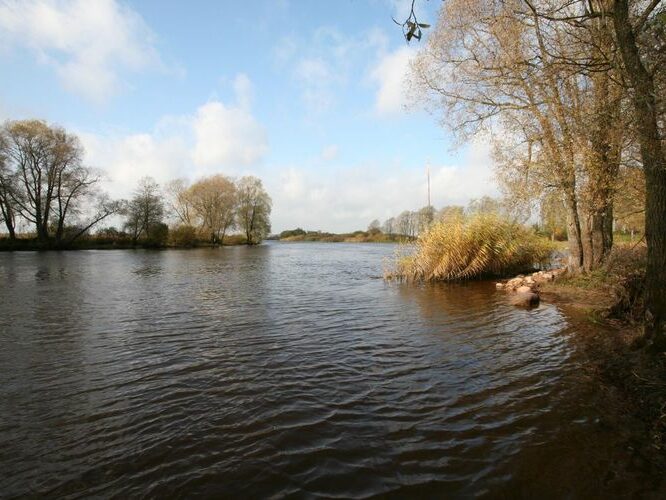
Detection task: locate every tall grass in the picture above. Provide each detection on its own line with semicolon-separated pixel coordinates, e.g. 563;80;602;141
389;213;554;282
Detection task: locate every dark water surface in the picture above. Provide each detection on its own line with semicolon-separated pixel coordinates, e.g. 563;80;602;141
0;244;660;498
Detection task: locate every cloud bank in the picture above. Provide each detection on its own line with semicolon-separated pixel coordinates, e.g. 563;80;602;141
0;0;163;103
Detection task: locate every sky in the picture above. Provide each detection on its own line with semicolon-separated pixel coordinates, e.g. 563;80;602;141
0;0;498;233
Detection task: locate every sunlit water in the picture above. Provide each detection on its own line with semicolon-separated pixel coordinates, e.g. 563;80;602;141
0;243;659;497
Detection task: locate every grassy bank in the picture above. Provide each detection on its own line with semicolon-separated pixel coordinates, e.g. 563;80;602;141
278;229;409;243
541;244;647;320
0;234;249;251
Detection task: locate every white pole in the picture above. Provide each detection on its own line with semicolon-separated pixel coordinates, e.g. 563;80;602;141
426;161;431;207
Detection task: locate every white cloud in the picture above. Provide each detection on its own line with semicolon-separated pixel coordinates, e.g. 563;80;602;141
191;75;267;168
191;100;267;168
389;0;418;23
294;57;337;112
272;36;298;64
79;74;267;197
80;130;189;199
0;0;162;103
266;139;498;233
232;73;253;110
369;46;416;116
278;27;388;115
320;144;339;162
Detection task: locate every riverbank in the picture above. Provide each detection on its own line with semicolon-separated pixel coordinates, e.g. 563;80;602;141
275;228;411;243
0;234;250;251
498;245;666;475
554;305;666;479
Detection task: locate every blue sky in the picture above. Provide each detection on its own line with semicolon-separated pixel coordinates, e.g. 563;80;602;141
0;0;497;232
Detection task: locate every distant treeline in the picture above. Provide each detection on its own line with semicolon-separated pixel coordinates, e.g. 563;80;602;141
0;119;272;250
275;227;405;243
371;195;642;243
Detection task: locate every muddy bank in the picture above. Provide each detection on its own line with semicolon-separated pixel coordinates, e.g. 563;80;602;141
497;267;666;490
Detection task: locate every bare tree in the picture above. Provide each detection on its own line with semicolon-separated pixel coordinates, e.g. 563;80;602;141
410;0;625;270
165;178;194;226
124;177;165;245
404;0;666;348
417;205;435;233
609;0;666;348
382;217;396;236
236;176;272;245
0;132;17;239
1;119;116;244
187;174;237;244
396;210;411;237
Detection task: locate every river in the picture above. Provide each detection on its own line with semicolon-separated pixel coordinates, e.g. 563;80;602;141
0;243;660;497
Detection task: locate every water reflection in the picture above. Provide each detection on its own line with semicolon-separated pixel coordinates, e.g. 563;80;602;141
0;244;659;497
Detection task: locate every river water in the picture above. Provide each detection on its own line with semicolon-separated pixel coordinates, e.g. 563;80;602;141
0;243;661;498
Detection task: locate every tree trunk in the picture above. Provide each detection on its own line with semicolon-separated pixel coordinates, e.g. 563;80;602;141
55;221;64;243
6;222;15;240
564;192;584;271
582;205;613;272
613;0;666;350
603;203;614;258
1;201;16;240
37;220;49;243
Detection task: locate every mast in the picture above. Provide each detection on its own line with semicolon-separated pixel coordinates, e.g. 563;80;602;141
426;160;431;207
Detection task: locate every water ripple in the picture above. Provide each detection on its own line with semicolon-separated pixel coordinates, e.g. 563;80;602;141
0;244;648;497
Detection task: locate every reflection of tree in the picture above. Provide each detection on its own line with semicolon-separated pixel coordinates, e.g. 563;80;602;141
0;252;93;486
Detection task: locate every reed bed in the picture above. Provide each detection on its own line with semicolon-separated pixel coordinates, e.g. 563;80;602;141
388;213;554;282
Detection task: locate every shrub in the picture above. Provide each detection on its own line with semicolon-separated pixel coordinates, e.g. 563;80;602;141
390;213;554;282
144;223;169;247
224;234;247;245
169;224;198;247
279;228;306;239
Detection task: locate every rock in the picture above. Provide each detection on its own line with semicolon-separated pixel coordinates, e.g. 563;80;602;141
542;272;553;281
507;278;523;289
496;283;505;289
524;276;534;284
510;291;540;307
516;285;533;294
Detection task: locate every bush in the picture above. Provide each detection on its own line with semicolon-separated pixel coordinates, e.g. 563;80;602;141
279;228;306;239
169;225;198;247
390;213;554;281
224;234;247;245
144;223;169;247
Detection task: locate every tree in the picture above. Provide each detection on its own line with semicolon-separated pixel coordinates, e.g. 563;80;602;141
382;217;395;236
0;133;17;239
466;197;503;216
124;177;165;245
405;0;666;349
417;205;435;233
396;210;411;237
236;176;272;244
165;178;194;226
368;219;382;234
410;0;624;272
0;119;116;244
3;120;59;242
187;174;237;244
437;205;464;222
609;0;666;348
540;192;568;241
614;166;645;239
